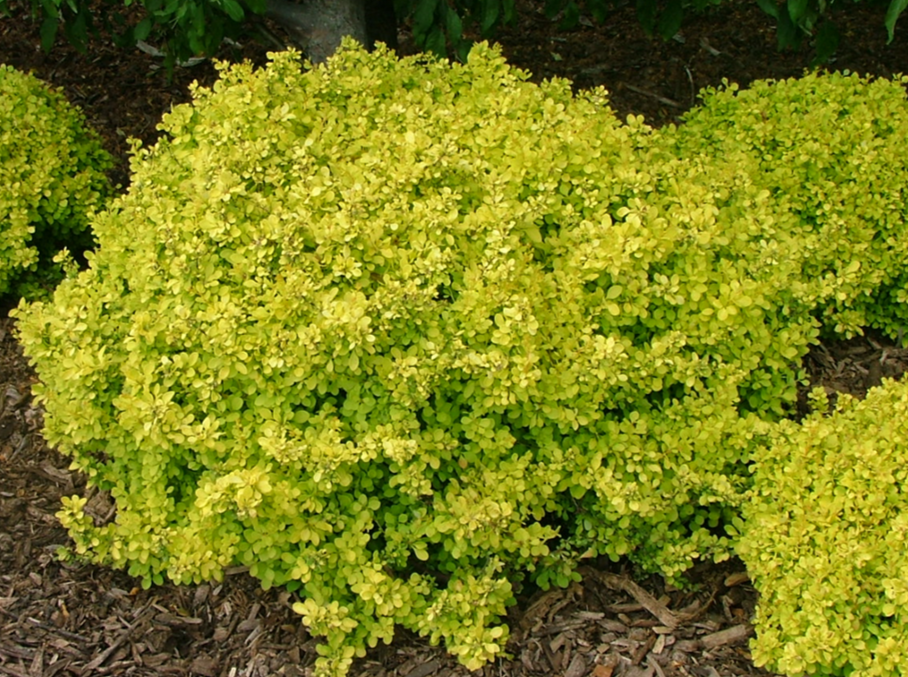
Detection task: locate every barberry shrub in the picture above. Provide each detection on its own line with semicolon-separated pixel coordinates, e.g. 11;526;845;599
0;65;112;299
664;71;908;342
740;380;908;677
14;43;908;675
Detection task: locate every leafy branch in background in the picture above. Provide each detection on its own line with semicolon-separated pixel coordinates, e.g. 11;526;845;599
757;0;907;64
0;0;905;66
396;0;517;61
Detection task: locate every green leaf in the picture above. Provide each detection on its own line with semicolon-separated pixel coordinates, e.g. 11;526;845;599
424;25;446;55
544;0;566;20
658;0;684;40
220;0;244;22
776;7;800;50
40;14;59;52
589;0;607;23
810;19;839;65
756;0;779;19
134;16;153;42
412;0;437;37
446;5;463;44
480;0;500;35
787;0;810;25
885;0;908;42
558;1;579;30
636;0;657;35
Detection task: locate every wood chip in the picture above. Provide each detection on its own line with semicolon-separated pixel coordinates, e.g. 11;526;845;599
583;569;679;629
402;659;440;677
700;624;753;650
591;654;620;677
724;572;750;588
564;653;588;677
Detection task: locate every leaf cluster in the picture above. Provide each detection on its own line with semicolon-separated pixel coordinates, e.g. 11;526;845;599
665;71;908;341
0;65;112;300
741;380;908;676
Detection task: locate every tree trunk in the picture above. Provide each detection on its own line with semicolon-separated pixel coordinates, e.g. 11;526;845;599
265;0;369;62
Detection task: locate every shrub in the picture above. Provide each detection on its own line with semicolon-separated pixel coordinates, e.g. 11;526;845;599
740;380;908;677
0;65;113;299
18;43;906;675
663;71;908;341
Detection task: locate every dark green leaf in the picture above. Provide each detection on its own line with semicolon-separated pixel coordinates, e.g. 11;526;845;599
776;5;800;49
424;25;446;55
810;18;838;64
480;0;500;35
502;0;516;23
544;0;566;20
756;0;779;19
559;0;579;29
589;0;607;23
454;37;472;62
636;0;657;35
787;0;809;24
61;7;88;51
658;0;684;39
412;0;437;37
134;16;153;41
446;6;463;44
220;0;244;22
39;14;58;51
885;0;908;42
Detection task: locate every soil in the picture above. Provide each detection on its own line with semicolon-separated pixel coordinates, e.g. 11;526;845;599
1;2;908;676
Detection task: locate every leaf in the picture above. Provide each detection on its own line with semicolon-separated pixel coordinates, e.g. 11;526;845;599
61;7;89;52
220;0;244;22
559;1;579;29
787;0;810;25
134;16;153;41
658;0;684;40
589;0;607;23
40;14;59;52
424;24;446;55
480;0;500;36
756;0;779;19
445;5;463;44
501;0;517;24
885;0;908;42
636;0;657;35
776;6;800;50
412;0;437;38
810;19;839;65
544;0;566;20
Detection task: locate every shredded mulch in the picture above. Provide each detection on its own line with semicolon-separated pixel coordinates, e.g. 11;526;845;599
2;1;908;675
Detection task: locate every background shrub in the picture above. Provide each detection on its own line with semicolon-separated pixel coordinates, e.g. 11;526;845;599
663;71;908;341
740;380;908;676
0;65;112;300
14;43;908;675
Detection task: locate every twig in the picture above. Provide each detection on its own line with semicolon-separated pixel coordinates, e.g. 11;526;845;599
83;605;155;671
701;623;753;650
581;569;679;629
0;606;90;643
621;83;682;109
676;623;754;652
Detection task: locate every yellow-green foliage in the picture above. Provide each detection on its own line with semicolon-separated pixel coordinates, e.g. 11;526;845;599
740;381;908;677
13;43;908;676
0;65;112;298
664;71;908;340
